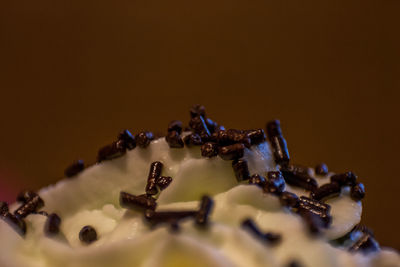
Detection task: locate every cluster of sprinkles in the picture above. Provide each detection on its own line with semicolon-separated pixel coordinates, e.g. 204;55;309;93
0;104;377;254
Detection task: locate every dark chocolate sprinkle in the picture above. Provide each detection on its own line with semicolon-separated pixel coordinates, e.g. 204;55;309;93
299;196;331;213
97;140;126;162
298;202;332;228
120;192;157;212
266;120;283;139
232;159;250;182
79;225;97;244
45;213;61;236
146;161;163;195
330;172;357;186
1;213;27;236
269;136;290;166
168;120;183;134
136;131;154;148
287;260;302;267
218;143;245;160
281;167;318;191
311;182;341;201
14;195;44;219
246;129;266;145
201;142;219;158
156;176;173;190
0;201;9;215
264;171;285;194
241;218;281;245
226;129;251;148
118;129;136;150
205;118;219;133
144;210;197;226
165;130;184;148
354;224;374;237
183;133;203;147
189;115;211;138
248;174;266;188
350;182;365;201
195;195;214;226
315;163;329;176
64;160;85;178
287;165;312;176
16;190;38;204
279;191;300;208
190;104;206;118
349;233;380;254
298;209;326;235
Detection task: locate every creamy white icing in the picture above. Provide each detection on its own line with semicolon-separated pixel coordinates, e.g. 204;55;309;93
0;137;398;267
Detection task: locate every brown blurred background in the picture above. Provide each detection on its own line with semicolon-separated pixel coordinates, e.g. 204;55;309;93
0;0;399;249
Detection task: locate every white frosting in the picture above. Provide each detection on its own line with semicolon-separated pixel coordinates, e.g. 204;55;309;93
0;137;398;267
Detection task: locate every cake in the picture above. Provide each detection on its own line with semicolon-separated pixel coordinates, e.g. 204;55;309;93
0;105;399;267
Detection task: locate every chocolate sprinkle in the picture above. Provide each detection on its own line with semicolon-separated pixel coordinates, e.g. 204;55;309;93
156;176;173;190
0;201;9;215
144;210;197;226
315;163;329;176
311;182;341;201
165;130;184;148
118;129;136;150
279;191;300;208
264;171;285;194
246;129;266;145
14;194;44;219
64;160;85;178
136;131;154;148
201;142;219;158
248;174;267;188
232;159;250;182
146;161;163;195
266;120;290;166
349;232;379;254
241;218;281;245
79;225;97;244
45;213;61;236
97;140;126;162
330;171;357;186
1;213;27;236
120;192;157;212
183;133;203;147
281;166;318;191
218;143;245;160
16;190;38;204
195;195;214;226
350;182;365;201
299;196;331;213
189;115;211;139
168;120;183;134
298;200;332;229
190;104;206;118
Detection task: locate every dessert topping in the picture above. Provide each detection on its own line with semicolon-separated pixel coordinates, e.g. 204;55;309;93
330;171;357;186
167;120;183;134
315;163;329;176
155;176;173;191
165;130;184;148
97;141;126;162
264;171;286;195
119;192;157;212
218;143;245;160
232;159;250;182
281;166;318;191
79;225;97;244
201;142;218;158
117;129;136;150
135;131;154;148
146;161;163;195
241;218;282;245
64;160;85;178
14;194;44;219
310;182;341;202
279;191;300;208
44;213;61;236
195;195;214;226
266;120;290;166
350;182;365;201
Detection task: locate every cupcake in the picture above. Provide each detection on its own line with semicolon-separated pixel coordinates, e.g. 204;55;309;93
0;105;398;267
